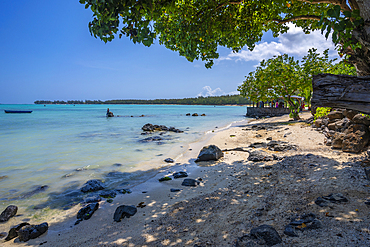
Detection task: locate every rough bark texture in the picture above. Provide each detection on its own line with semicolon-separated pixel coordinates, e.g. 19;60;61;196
347;1;370;76
356;0;370;21
311;74;370;114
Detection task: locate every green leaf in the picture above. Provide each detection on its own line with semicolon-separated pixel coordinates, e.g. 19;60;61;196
334;22;344;32
353;20;362;26
332;30;338;43
81;0;364;70
333;5;341;18
326;25;331;33
321;24;327;33
352;10;361;18
343;11;352;18
327;9;335;18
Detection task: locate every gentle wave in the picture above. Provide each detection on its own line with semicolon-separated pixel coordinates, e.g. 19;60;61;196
0;104;249;213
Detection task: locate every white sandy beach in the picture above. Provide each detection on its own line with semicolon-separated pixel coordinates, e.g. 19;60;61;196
2;111;370;246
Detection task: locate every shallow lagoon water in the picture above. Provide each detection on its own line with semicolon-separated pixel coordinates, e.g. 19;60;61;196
0;104;247;213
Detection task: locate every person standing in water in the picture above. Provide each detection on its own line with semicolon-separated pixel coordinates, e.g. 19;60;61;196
106;108;114;117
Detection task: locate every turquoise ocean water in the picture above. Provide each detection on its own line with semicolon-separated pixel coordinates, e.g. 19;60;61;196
0;104;247;213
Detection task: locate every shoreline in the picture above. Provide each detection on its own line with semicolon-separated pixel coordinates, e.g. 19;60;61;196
0;115;252;246
0;104;247;215
2;112;370;246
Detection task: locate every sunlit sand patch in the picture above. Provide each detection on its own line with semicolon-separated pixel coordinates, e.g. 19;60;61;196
143;233;157;243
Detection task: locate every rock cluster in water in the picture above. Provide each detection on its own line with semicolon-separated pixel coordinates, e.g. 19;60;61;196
185;113;206;116
80;179;105;193
141;123;183;133
140;136;164;143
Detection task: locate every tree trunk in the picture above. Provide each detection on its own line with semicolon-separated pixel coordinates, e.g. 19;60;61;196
348;1;370;76
286;97;300;120
347;22;370;76
311;73;370;114
356;0;370;21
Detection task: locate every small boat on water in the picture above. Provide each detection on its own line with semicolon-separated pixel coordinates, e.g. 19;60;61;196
4;110;33;113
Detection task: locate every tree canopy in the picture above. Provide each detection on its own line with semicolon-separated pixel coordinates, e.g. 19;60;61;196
237;48;356;119
80;0;369;75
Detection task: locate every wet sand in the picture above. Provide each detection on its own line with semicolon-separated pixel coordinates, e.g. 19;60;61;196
2;112;370;246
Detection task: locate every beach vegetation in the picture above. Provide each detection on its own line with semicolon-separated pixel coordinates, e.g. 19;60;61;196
80;0;370;76
360;113;370;119
314;107;332;121
158;176;172;182
238;48;357;120
238;49;337;120
328;60;357;76
300;49;334;107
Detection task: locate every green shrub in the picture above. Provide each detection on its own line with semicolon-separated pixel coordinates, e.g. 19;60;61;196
314;107;332;121
159;176;172;182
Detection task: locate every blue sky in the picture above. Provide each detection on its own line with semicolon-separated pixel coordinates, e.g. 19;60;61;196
0;1;338;104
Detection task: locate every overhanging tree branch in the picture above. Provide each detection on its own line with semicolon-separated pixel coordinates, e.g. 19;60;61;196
297;0;351;12
272;15;322;24
348;0;359;11
215;0;244;12
298;0;341;4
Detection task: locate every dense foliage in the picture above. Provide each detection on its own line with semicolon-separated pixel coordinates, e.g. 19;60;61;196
314;107;332;120
34;95;251;105
80;0;369;74
237;48;341;120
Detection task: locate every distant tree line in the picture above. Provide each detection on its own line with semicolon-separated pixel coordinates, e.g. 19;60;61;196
34;95;251;105
34;100;104;104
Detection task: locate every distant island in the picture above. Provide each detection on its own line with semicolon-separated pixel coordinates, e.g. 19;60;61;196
34;95;251;105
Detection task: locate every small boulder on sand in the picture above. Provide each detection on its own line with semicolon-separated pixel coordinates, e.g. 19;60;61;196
18;223;49;242
195;145;223;162
113;205;137;222
0;205;17;222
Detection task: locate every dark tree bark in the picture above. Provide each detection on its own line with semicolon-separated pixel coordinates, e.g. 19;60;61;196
349;1;370;76
311;74;370;114
347;21;370;76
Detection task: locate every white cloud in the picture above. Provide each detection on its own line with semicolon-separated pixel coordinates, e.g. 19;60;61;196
227;90;240;95
197;86;224;97
197;87;240;97
220;23;337;63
